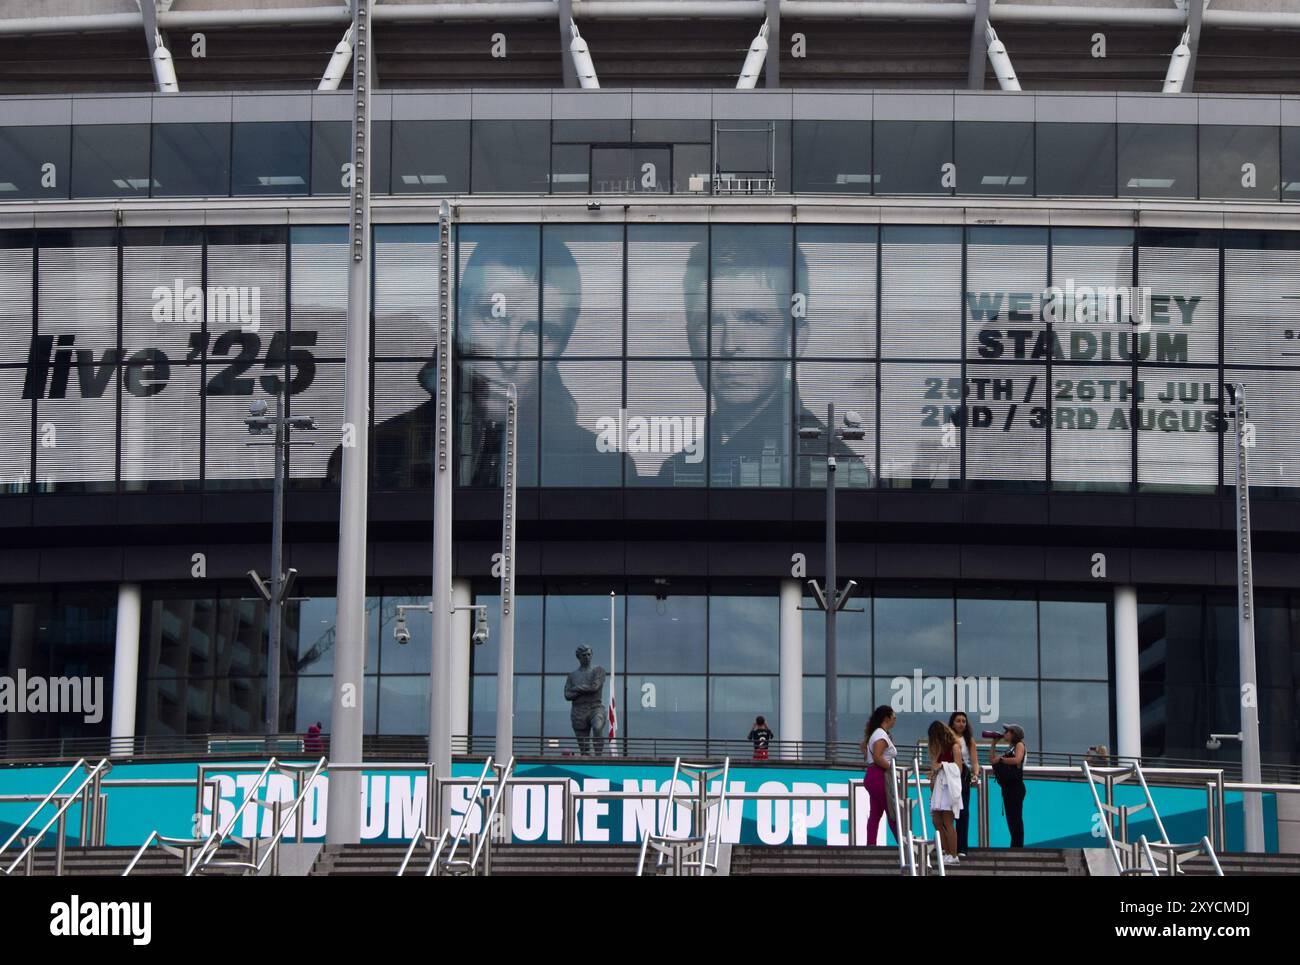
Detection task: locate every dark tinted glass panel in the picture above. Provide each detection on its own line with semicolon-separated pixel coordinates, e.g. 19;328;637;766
1040;599;1109;679
391;120;469;194
874;120;952;195
956;593;1038;678
802;676;877;745
72;125;151;198
287;593;380;676
1284;127;1300;202
543;593;623;675
792;120;871;194
1040;680;1110;756
626;591;706;673
632;119;711;143
542;362;622;486
0;126;70;200
470;675;543;739
956;121;1033;196
470;593;543;673
715;120;790;192
1036;123;1115;197
457;359;540;488
1118;124;1197;198
591;146;671;194
311;120;391;196
672;144;711;194
1198;125;1280;201
710;676;779;742
471;120;550;193
553;119;631;143
151;123;231;197
802;597;872;675
550;144;589;194
625;675;706;739
709;594;778;673
231;121;309;195
875;591;955;677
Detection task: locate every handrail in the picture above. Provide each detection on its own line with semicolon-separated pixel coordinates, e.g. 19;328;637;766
1080;759;1130;874
2;758;111;876
1137;835;1161;876
909;755;944;877
0;758;89;862
463;757;515;876
704;758;730;874
248;757;328;875
123;830;210;876
439;756;495;874
637;757;730;876
1129;761;1172;845
186;757;278;876
888;760;908;873
640;756;686;875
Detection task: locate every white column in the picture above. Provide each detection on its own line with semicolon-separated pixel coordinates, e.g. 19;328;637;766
1113;584;1141;761
110;582;142;756
451;579;472;745
779;579;803;758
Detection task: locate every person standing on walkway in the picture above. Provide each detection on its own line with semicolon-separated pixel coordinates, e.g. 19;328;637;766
748;716;774;760
990;724;1027;848
948;711;980;856
861;706;898;845
928;720;964;865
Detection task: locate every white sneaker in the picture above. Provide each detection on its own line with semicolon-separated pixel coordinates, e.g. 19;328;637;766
942;854;959;865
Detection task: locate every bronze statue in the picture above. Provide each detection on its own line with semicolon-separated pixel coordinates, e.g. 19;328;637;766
564;645;607;755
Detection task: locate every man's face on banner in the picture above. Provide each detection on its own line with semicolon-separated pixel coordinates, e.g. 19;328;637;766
689;270;789;410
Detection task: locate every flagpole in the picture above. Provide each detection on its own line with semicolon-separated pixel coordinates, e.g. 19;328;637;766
609;590;616;757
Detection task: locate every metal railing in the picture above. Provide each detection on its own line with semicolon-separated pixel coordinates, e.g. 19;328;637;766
1;758;111;876
899;755;945;877
636;757;731;877
400;758;510;877
1081;759;1223;876
182;758;277;876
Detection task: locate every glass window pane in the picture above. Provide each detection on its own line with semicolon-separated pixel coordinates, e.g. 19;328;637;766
374;223;439;360
1118;124;1196;198
1036;123;1115;197
370;359;434;490
1040;681;1110;756
471;593;543;674
672;144;711;194
802;676;877;745
956;593;1038;678
626;360;707;486
471;675;543;739
795;362;876;488
542;362;622;486
471;120;550;193
551;144;589;194
392;120;469;194
792;120;871;193
287;592;380;677
874;120;952;196
231;121;309;195
1199;125;1279;201
1284;127;1300;202
797;224;877;359
627;591;705;674
710;676;779;743
543;592;624;676
458;359;539;488
1039;599;1109;679
709;594;778;674
880;362;961;489
544;224;621;358
802;597;871;675
875;591;954;677
0;126;70;199
956;121;1033;196
881;226;962;360
72;125;151;198
627;223;707;358
311;120;391;196
378;675;430;734
715;120;790;192
710;361;790;487
151;123;231;197
626;675;706;739
1137;365;1220;493
458;225;539;357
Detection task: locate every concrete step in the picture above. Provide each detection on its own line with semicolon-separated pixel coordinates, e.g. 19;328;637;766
11;845;255;876
730;846;1084;876
315;843;650;876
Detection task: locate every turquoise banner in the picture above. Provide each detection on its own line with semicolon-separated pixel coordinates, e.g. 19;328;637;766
0;760;1277;851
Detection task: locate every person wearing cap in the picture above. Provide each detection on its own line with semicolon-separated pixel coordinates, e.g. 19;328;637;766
989;723;1027;848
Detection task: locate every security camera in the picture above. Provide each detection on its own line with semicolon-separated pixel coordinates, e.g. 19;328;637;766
843;410;863;428
249;399;268;418
472;609;490;646
1206;737;1222;751
394;616;411;645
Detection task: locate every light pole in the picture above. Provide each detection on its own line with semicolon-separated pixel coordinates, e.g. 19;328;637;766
1226;382;1264;852
799;402;865;756
244;389;316;739
495;384;518;771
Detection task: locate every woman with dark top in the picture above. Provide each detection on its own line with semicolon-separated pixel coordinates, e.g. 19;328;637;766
860;705;898;845
947;710;980;856
989;724;1027;847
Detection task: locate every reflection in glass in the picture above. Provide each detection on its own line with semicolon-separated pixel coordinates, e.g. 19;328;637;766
1036;123;1116;197
72;125;152;198
956;121;1033;196
231;122;310;195
874;592;955;677
471;594;543;673
1039;599;1109;679
543;594;623;675
471;120;550;193
457;359;540;488
873;121;952;195
710;676;779;743
802;676;876;745
792;120;871;194
378;675;430;734
709;595;778;673
1118;124;1197;198
1199;126;1279;201
151;123;231;197
956;594;1038;678
1040;681;1109;756
625;675;706;739
1284;127;1300;201
470;675;543;739
550;144;589;194
392;120;469;194
0;126;70;199
311;120;391;196
627;592;706;673
803;598;871;675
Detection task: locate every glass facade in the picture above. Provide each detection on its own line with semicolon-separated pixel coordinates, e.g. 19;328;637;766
2;224;1299;495
2;112;1298;202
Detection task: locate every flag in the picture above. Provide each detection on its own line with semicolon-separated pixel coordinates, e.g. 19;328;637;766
608;591;618;754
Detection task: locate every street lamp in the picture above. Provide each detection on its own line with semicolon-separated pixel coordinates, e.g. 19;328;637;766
244;389;316;741
799;402;866;757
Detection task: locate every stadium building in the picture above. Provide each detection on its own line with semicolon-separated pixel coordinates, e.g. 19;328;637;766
2;0;1300;863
